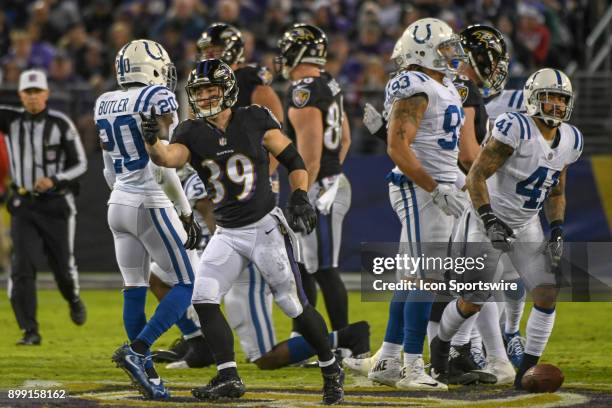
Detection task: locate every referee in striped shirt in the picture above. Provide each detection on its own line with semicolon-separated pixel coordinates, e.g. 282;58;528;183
0;69;88;345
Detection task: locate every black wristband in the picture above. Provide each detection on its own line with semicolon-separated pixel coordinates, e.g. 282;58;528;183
477;204;493;216
477;204;497;228
550;220;564;230
276;143;306;173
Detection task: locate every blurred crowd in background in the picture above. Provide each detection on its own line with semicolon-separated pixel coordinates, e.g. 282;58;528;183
0;0;607;154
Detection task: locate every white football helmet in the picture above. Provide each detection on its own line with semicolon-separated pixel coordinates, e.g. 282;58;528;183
393;18;466;74
524;68;574;127
115;39;177;91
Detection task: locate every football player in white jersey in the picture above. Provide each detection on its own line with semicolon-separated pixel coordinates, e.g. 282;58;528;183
360;18;469;391
430;68;583;389
95;39;200;399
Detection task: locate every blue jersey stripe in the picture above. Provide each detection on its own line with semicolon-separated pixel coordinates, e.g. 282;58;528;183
149;209;183;284
406;181;422;257
133;85;154;113
415;73;428;82
519;113;531;139
248;264;267;355
399;185;414;258
571;125;583;151
516;92;524;109
142;86;167;113
160;208;194;282
509;90;518;108
509;113;525;139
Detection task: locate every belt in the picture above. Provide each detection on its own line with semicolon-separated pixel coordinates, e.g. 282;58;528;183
11;185;65;199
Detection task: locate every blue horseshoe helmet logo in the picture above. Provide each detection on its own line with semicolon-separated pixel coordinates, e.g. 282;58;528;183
143;41;164;60
413;24;432;44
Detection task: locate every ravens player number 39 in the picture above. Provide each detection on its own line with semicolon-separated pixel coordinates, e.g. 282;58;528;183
139;59;345;405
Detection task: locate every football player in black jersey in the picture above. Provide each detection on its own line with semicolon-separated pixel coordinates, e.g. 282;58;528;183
197;22;284;122
277;23;352;335
139;59;344;405
149;21;286;370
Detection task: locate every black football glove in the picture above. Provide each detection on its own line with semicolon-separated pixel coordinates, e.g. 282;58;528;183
286;189;317;234
548;220;564;268
139;106;160;145
478;204;515;252
180;212;201;250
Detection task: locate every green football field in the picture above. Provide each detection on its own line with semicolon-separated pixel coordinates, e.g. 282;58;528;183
0;289;611;407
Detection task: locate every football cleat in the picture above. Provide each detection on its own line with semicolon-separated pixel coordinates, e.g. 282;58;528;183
368;357;402;387
69;298;87;326
429;337;451;385
322;368;345;405
112;344;169;399
504;332;526;369
148;377;170;399
192;373;246;400
343;347;380;377
449;344;496;384
396;357;448;391
473;356;516;385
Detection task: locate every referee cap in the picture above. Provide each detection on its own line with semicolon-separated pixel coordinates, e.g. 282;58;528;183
19;69;48;92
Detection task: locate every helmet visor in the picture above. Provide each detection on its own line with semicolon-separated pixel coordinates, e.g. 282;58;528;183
536;90;573;122
437;36;468;72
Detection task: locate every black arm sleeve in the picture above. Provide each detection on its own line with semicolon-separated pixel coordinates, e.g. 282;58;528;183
276;143;305;173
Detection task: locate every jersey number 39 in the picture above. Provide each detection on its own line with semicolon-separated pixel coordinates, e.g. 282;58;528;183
202;154;255;204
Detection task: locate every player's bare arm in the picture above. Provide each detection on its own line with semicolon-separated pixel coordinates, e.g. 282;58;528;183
253;86;285;176
139;108;191;168
466;138;513;209
386;94;437;192
458;106;479;171
544;167;567;224
195;197;216;234
263;128;308;192
339;111;351;164
288;106;323;188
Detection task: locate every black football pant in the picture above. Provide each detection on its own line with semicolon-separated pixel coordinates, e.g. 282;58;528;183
8;194;80;332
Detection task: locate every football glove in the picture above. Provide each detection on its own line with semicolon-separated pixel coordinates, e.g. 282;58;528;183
548;220;564;268
180;212;201;250
139;106;160;145
363;103;384;135
478;204;515;252
286;189;317;234
431;184;468;218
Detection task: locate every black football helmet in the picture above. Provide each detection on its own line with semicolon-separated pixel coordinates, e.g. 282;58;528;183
275;23;327;79
197;23;245;65
460;25;509;97
186;59;238;118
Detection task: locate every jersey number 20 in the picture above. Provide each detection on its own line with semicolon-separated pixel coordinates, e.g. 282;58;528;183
97;115;148;171
202;154;255;204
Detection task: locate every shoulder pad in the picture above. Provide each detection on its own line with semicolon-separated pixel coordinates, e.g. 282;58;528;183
385;71;430;100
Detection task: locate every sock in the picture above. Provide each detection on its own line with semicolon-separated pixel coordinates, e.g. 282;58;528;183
383;291;406;344
175;310;201;338
131;339;149;355
314;267;349;330
219;364;238;377
319;357;339;375
475;302;506;359
292;264;317;333
293;304;335;363
403;290;434;354
137;283;193;346
470;326;483;355
194;303;236;365
144;352;158;379
525;305;556;357
380;341;402;360
438;299;471;342
286;331;339;364
427;321;439;347
504;279;526;335
451;312;479;346
122;287;147;341
404;353;421;367
516;353;541;387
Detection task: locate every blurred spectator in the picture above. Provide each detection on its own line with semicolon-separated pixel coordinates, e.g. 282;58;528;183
108;21;133;61
5;29;55;71
216;0;242;27
152;0;206;42
82;0;114;42
516;3;551;68
0;12;10;57
29;0;81;45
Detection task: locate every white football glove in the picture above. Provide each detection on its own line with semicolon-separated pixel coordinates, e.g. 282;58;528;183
363;103;384;135
431;184;468;218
